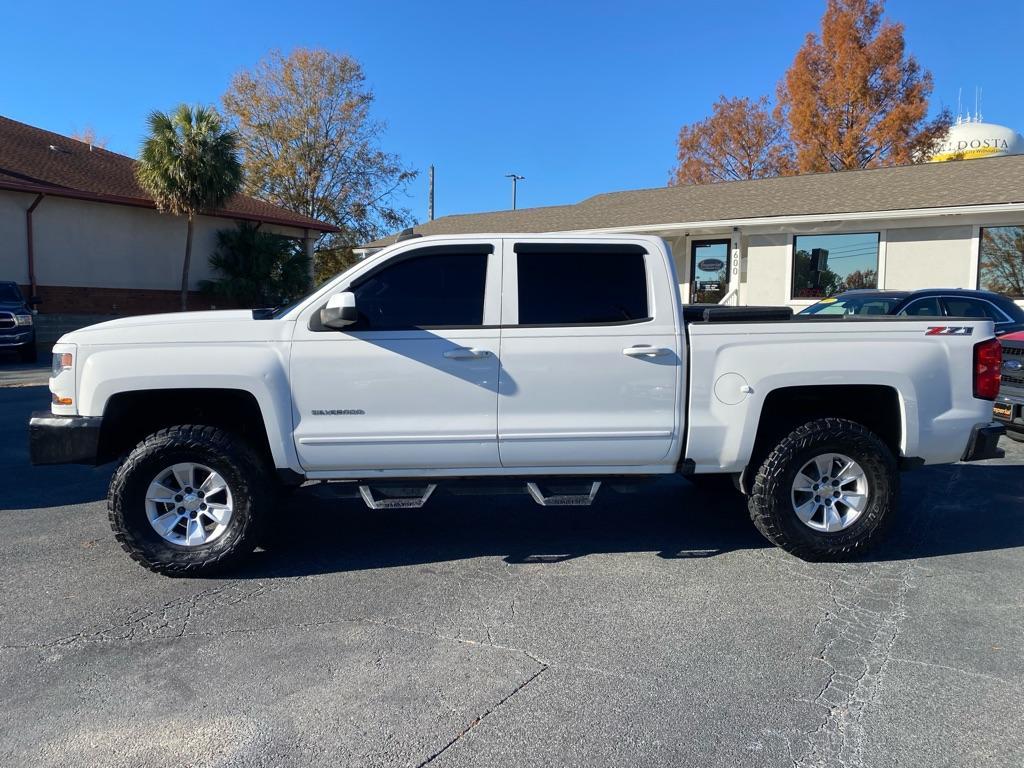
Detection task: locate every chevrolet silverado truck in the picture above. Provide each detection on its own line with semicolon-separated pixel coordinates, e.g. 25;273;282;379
29;234;1005;575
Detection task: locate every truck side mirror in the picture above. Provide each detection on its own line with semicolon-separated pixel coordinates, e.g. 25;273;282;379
320;291;358;329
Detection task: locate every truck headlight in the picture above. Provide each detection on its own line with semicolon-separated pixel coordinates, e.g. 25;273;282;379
14;314;33;326
52;352;73;377
50;349;75;411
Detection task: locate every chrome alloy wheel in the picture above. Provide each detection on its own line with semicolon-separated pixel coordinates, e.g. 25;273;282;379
790;452;869;533
145;463;234;547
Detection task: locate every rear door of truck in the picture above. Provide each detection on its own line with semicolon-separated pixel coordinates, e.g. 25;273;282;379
495;237;684;468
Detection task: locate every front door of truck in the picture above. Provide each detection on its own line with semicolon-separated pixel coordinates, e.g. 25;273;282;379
290;242;502;472
496;240;682;467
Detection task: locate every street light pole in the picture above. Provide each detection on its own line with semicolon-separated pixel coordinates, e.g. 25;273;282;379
427;164;435;221
505;173;525;210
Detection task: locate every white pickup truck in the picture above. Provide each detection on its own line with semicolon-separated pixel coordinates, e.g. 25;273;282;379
30;234;1004;575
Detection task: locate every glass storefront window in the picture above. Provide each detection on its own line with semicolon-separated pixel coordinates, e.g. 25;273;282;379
791;232;879;299
978;226;1024;297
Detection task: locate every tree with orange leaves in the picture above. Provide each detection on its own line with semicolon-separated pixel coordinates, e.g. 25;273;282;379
779;0;950;172
671;95;794;185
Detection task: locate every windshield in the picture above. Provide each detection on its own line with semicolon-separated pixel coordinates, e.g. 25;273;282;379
800;295;902;316
0;284;23;303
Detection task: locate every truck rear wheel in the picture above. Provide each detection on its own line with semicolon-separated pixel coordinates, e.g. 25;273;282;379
747;418;897;560
108;425;270;575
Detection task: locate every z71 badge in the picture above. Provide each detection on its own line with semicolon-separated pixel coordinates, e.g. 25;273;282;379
925;326;974;336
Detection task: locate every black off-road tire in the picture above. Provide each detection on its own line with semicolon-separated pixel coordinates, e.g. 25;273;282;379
748;418;897;561
108;425;271;576
18;343;36;363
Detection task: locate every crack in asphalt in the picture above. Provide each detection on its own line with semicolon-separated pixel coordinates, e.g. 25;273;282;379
2;577;553;767
0;582;275;652
795;562;915;768
885;655;1022;689
787;464;973;768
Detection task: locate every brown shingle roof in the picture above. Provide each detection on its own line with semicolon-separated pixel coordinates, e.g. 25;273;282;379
0;115;338;232
362;154;1024;248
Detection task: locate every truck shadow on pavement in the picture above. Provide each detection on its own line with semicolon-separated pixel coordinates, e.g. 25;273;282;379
232;463;1024;579
238;478;765;579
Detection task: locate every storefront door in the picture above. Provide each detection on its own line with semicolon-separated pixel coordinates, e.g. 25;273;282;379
689;239;730;304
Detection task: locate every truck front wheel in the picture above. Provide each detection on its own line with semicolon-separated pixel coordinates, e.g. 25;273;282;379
747;418;897;560
108;425;270;575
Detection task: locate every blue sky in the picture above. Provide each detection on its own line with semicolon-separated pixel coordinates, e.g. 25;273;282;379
3;0;1021;225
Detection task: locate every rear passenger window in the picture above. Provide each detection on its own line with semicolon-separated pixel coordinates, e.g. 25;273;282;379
943;298;1001;322
515;246;649;325
900;297;942;317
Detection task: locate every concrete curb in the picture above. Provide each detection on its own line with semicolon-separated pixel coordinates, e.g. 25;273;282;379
0;365;49;388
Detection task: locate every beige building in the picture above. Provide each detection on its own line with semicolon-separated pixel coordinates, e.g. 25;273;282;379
360;155;1024;310
0;116;335;316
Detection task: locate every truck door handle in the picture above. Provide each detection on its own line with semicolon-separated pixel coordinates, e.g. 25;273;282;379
444;347;491;360
622;345;672;358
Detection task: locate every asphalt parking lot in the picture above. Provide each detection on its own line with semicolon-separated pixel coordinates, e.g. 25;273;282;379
2;383;1022;768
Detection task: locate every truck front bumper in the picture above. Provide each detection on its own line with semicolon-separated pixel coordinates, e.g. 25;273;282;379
0;329;34;347
960;421;1005;462
29;411;103;465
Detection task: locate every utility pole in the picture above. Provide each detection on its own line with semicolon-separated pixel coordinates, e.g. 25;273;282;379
428;165;435;221
505;173;525;210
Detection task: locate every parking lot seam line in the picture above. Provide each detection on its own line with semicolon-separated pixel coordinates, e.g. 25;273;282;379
415;665;548;768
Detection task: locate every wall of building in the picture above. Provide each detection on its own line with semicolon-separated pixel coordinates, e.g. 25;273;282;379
740;234;790;306
734;215;1024;308
0;191;308;314
883;225;973;289
32;196;218;290
0;189;34;284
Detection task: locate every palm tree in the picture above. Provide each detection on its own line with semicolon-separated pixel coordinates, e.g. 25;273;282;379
200;222;311;307
136;105;243;311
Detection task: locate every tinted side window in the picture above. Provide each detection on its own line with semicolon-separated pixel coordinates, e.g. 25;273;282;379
517;250;648;325
899;297;943;317
351;251;488;329
943;297;996;321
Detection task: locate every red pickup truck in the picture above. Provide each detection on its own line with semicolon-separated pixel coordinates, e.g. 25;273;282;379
994;330;1024;440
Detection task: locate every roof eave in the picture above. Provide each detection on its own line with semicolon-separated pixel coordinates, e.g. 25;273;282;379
358;201;1024;249
0;178;340;233
520;201;1024;236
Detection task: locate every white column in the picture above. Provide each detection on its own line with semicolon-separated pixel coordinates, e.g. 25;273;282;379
728;229;742;305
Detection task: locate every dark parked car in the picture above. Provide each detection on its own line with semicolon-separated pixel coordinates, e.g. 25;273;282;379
799;288;1024;336
0;282;38;362
993;330;1024;442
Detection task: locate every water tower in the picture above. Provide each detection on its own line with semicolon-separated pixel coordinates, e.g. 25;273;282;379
928;91;1024;162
